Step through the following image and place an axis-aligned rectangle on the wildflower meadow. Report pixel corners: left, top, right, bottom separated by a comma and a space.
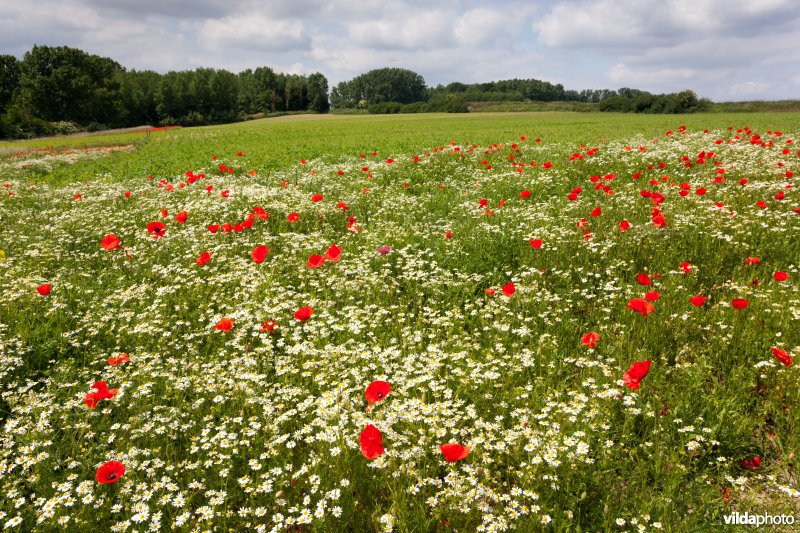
0, 112, 798, 531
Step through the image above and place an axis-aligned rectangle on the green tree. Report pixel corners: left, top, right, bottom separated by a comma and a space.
332, 68, 426, 108
116, 70, 161, 126
15, 45, 123, 124
0, 55, 20, 114
306, 72, 329, 112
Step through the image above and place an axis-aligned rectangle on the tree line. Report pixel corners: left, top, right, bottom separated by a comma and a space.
0, 45, 710, 138
0, 45, 329, 139
331, 68, 708, 115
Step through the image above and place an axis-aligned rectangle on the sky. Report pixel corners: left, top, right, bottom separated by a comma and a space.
1, 0, 799, 102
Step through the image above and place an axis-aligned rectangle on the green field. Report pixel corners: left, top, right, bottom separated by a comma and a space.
1, 112, 798, 531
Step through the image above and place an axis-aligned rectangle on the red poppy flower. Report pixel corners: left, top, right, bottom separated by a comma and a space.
731, 299, 749, 310
581, 332, 600, 348
160, 209, 168, 218
529, 239, 542, 249
147, 221, 166, 238
96, 460, 126, 484
84, 381, 119, 409
502, 282, 516, 297
124, 191, 131, 198
287, 212, 300, 223
627, 298, 654, 316
324, 244, 342, 263
101, 234, 121, 251
365, 380, 391, 404
260, 320, 278, 334
311, 193, 323, 202
484, 288, 495, 296
107, 353, 130, 366
212, 317, 234, 333
652, 213, 668, 228
208, 224, 220, 233
690, 295, 707, 307
360, 424, 384, 460
770, 347, 792, 366
774, 272, 789, 282
636, 273, 652, 286
590, 206, 602, 217
444, 231, 454, 239
439, 442, 471, 462
619, 219, 631, 231
308, 254, 325, 269
252, 206, 269, 220
740, 456, 762, 470
196, 252, 211, 266
542, 161, 553, 169
175, 211, 188, 224
520, 190, 531, 199
37, 283, 51, 296
251, 245, 270, 264
336, 201, 350, 211
745, 257, 760, 265
644, 291, 660, 302
679, 262, 693, 273
294, 306, 313, 322
623, 360, 652, 390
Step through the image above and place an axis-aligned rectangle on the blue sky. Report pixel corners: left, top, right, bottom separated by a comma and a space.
1, 0, 798, 101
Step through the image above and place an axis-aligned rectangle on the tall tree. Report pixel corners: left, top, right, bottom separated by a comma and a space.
332, 68, 426, 108
15, 45, 123, 124
0, 55, 20, 114
306, 72, 329, 112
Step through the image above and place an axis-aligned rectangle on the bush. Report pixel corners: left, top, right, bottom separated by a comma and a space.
368, 102, 403, 114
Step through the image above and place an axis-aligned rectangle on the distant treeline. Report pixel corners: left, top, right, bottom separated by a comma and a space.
331, 68, 711, 113
0, 45, 329, 139
1, 46, 717, 139
330, 68, 709, 115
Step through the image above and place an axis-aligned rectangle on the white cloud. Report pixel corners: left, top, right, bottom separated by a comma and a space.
201, 15, 310, 52
728, 81, 770, 97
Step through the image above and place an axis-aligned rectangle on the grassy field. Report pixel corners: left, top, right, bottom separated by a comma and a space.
0, 112, 798, 531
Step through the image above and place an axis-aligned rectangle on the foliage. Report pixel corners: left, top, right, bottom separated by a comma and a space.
0, 46, 331, 139
331, 67, 427, 108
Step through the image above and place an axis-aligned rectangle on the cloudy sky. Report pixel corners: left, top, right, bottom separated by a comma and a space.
1, 0, 798, 101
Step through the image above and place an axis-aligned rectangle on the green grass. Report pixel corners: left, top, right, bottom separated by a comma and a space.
0, 112, 798, 532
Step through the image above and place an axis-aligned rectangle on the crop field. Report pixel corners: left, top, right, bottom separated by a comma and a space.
0, 112, 798, 532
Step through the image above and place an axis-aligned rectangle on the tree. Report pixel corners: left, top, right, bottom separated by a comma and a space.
116, 70, 161, 126
0, 55, 20, 114
332, 68, 426, 108
306, 72, 329, 112
15, 45, 123, 124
